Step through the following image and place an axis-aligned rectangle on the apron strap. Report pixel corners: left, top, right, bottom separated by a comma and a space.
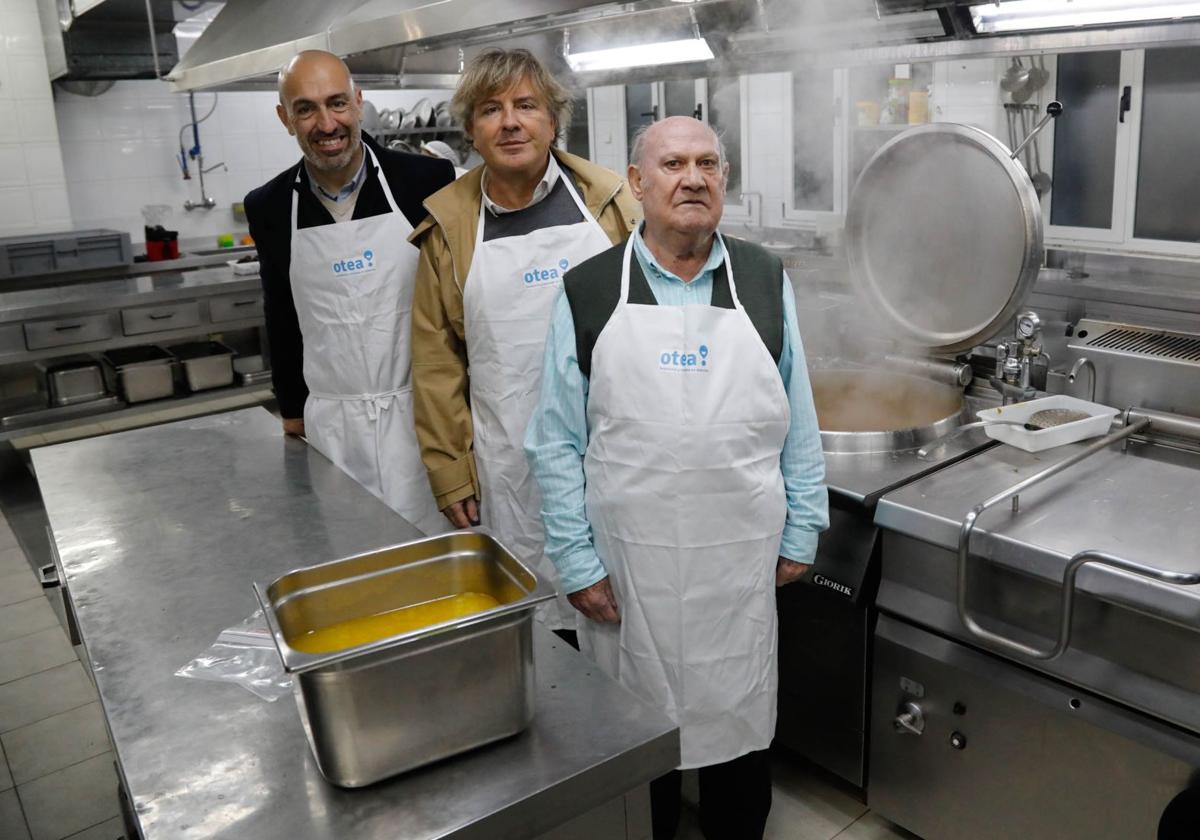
363, 144, 402, 215
558, 165, 604, 236
715, 231, 743, 309
289, 143, 398, 232
290, 167, 302, 232
308, 385, 410, 421
619, 230, 742, 310
475, 156, 607, 250
617, 234, 638, 309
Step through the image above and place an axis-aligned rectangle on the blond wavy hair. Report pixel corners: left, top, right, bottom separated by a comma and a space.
451, 48, 572, 138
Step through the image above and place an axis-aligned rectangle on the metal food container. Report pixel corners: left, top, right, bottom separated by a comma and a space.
43, 358, 107, 406
167, 340, 234, 391
231, 353, 264, 374
236, 368, 272, 387
101, 345, 175, 403
254, 531, 555, 788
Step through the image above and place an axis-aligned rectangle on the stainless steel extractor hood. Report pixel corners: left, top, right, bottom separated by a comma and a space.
168, 0, 1200, 92
167, 0, 745, 91
38, 0, 179, 81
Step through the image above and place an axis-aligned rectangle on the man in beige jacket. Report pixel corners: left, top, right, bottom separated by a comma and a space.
410, 48, 639, 641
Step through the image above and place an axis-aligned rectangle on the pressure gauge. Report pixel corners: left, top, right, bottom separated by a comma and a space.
1016, 311, 1042, 339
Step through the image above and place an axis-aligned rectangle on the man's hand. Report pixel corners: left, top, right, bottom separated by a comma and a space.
282, 417, 305, 437
442, 496, 480, 528
776, 557, 812, 588
567, 576, 620, 624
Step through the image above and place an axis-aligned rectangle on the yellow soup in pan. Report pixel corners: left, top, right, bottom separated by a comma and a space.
291, 592, 502, 655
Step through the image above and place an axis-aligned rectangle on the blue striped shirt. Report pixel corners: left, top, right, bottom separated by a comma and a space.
523, 228, 829, 594
307, 144, 367, 202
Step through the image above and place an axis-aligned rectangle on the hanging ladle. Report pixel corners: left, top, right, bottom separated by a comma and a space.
1010, 100, 1063, 162
1000, 57, 1031, 93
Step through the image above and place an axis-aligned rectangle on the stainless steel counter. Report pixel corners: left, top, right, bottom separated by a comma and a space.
0, 243, 257, 294
867, 434, 1200, 840
31, 408, 678, 840
872, 435, 1200, 734
875, 437, 1200, 607
0, 265, 257, 325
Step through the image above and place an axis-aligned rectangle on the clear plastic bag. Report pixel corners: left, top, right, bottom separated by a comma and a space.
176, 609, 292, 702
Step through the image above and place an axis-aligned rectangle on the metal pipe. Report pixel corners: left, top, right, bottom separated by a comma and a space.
188, 92, 202, 163
1126, 407, 1200, 441
884, 354, 973, 388
1010, 101, 1063, 161
184, 92, 218, 211
754, 0, 770, 33
143, 0, 163, 80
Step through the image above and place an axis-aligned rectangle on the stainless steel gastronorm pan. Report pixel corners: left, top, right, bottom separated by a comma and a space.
101, 345, 174, 403
254, 530, 555, 788
167, 340, 234, 391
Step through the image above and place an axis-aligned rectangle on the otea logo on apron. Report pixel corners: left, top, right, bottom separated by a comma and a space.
331, 248, 377, 276
657, 343, 711, 373
522, 257, 570, 287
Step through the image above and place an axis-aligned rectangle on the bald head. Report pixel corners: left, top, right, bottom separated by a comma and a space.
278, 50, 354, 106
275, 50, 363, 174
630, 116, 725, 171
628, 116, 729, 241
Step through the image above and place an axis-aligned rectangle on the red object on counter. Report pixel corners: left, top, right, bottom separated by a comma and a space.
144, 239, 180, 261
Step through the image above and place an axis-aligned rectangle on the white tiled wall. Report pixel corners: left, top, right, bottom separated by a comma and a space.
0, 0, 72, 237
55, 82, 454, 247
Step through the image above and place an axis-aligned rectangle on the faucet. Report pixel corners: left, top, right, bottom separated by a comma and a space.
989, 354, 1035, 404
1068, 357, 1096, 402
184, 158, 224, 211
180, 91, 224, 211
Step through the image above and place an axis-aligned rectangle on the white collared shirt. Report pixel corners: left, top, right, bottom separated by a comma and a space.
481, 153, 561, 216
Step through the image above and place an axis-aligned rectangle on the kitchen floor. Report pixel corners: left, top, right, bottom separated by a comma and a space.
0, 511, 124, 840
0, 505, 916, 840
675, 760, 918, 840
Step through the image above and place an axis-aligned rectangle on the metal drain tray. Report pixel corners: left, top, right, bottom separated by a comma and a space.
1067, 319, 1200, 416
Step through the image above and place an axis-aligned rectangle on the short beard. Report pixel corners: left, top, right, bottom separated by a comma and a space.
299, 121, 362, 172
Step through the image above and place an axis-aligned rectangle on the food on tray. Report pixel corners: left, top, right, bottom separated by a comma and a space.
290, 591, 501, 654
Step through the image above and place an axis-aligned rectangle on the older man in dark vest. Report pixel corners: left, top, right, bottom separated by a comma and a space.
524, 115, 829, 839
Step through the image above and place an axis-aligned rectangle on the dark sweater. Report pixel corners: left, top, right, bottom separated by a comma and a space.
563, 235, 785, 379
244, 133, 455, 419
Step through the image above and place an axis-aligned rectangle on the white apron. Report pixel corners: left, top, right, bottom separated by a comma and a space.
579, 234, 791, 768
463, 168, 612, 630
290, 145, 445, 536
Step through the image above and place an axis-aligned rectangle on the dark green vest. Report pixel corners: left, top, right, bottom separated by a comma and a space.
563, 235, 785, 379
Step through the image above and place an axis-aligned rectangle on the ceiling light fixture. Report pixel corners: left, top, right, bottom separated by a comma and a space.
971, 0, 1200, 33
564, 36, 715, 72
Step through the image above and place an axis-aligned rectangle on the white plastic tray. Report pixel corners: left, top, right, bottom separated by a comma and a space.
977, 395, 1119, 453
228, 258, 260, 275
